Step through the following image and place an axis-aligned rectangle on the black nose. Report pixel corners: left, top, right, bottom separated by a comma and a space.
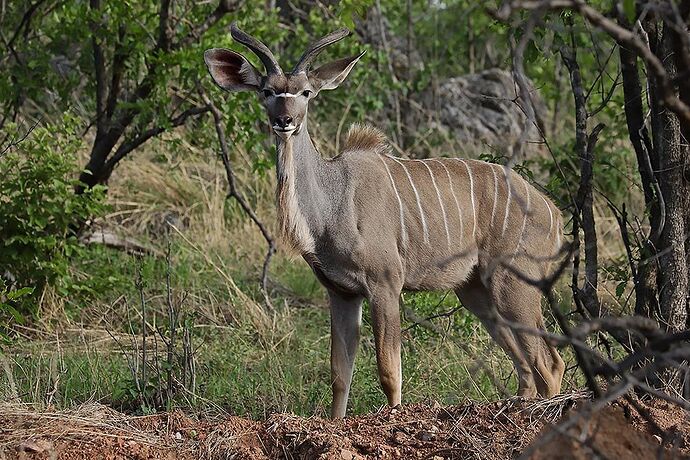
275, 116, 293, 129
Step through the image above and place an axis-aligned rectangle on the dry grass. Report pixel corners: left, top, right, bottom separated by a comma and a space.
0, 402, 170, 448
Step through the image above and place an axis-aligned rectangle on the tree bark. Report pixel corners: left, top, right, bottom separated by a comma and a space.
618, 12, 660, 320
653, 21, 690, 334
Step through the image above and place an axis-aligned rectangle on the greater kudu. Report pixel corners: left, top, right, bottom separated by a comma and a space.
204, 23, 565, 418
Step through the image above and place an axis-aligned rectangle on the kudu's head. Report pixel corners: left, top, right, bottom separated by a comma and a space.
204, 23, 364, 141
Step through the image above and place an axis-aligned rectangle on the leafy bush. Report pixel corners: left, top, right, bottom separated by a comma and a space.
0, 279, 32, 342
0, 117, 107, 316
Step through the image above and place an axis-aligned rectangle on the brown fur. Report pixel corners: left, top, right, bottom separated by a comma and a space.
342, 124, 391, 155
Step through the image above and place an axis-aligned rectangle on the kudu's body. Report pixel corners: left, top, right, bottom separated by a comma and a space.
205, 24, 565, 419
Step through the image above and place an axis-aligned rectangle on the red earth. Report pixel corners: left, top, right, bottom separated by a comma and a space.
1, 394, 688, 459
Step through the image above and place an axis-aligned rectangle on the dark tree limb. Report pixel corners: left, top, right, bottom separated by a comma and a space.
106, 25, 127, 119
78, 0, 237, 192
158, 0, 172, 52
199, 88, 276, 303
89, 0, 107, 138
104, 105, 210, 172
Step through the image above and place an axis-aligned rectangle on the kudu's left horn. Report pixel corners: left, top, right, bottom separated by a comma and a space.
230, 22, 283, 75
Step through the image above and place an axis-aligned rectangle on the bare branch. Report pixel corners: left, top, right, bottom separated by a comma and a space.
0, 118, 40, 159
199, 87, 276, 303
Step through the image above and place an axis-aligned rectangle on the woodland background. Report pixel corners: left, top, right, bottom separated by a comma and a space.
0, 0, 688, 425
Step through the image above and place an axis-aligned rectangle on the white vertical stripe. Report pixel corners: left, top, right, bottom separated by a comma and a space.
512, 180, 531, 262
454, 159, 476, 239
501, 167, 512, 237
418, 160, 451, 247
540, 194, 554, 240
490, 164, 499, 228
429, 159, 464, 239
388, 156, 429, 244
379, 155, 408, 244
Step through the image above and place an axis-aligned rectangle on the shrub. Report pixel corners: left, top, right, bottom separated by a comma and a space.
0, 117, 107, 317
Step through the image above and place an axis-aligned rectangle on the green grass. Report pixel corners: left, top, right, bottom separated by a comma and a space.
1, 243, 525, 418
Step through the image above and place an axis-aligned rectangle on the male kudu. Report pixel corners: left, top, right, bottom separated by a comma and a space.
204, 23, 565, 418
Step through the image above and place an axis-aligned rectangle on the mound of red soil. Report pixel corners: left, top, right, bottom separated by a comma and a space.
1, 396, 687, 459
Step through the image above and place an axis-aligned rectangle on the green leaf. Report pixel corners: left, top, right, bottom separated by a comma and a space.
615, 281, 627, 298
623, 0, 636, 22
6, 287, 33, 300
2, 304, 26, 324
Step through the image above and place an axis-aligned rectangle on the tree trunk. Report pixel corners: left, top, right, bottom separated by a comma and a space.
652, 21, 690, 334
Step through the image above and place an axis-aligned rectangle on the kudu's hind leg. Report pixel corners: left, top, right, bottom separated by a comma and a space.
455, 279, 539, 398
369, 287, 403, 408
329, 291, 364, 418
489, 268, 564, 397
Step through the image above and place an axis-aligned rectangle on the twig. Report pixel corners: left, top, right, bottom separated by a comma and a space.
199, 88, 276, 306
0, 118, 40, 159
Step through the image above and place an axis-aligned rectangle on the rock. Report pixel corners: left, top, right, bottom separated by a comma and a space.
340, 448, 355, 460
18, 439, 52, 453
355, 9, 423, 79
416, 431, 435, 441
410, 69, 547, 158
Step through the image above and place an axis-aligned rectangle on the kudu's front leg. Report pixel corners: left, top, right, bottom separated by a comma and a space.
329, 291, 363, 419
369, 288, 403, 408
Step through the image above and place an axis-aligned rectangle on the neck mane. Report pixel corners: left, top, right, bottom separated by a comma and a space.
275, 123, 330, 255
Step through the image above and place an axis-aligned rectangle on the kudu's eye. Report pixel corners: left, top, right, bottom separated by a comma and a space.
262, 89, 273, 98
302, 90, 312, 97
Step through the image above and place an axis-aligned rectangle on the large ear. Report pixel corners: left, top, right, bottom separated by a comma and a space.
308, 51, 365, 92
204, 48, 263, 92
